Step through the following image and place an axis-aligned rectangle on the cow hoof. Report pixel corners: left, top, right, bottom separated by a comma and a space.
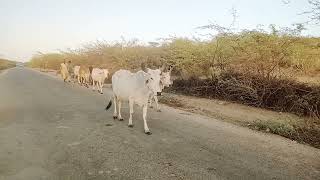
128, 124, 134, 128
119, 118, 124, 121
149, 106, 154, 109
145, 131, 152, 135
100, 92, 103, 94
113, 116, 117, 119
157, 109, 162, 112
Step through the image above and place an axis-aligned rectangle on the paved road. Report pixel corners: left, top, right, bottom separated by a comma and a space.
0, 68, 319, 180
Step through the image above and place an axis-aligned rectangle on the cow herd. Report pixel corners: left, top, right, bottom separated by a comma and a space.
60, 63, 109, 93
60, 62, 173, 135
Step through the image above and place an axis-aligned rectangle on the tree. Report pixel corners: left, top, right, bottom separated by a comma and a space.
304, 0, 320, 23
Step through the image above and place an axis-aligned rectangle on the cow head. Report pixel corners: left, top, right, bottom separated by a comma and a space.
144, 74, 155, 92
160, 64, 173, 89
146, 68, 162, 96
160, 72, 172, 89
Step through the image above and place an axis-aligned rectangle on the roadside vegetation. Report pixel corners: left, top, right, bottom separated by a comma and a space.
28, 24, 320, 117
0, 59, 16, 70
28, 6, 320, 147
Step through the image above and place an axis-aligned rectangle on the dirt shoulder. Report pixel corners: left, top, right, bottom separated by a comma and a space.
159, 93, 320, 149
159, 93, 304, 125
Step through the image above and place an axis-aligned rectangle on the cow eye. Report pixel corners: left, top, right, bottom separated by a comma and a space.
145, 79, 149, 84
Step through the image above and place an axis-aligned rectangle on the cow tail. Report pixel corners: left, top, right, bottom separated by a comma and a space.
105, 99, 112, 111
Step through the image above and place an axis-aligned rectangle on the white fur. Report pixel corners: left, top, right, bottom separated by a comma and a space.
147, 68, 173, 111
91, 68, 109, 93
111, 69, 158, 134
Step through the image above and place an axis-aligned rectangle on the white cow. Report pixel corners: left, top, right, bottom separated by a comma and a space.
73, 65, 81, 83
91, 68, 109, 94
148, 65, 173, 111
105, 69, 162, 135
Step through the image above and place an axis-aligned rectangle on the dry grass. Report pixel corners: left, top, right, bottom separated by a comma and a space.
249, 120, 320, 148
0, 59, 15, 70
169, 72, 320, 119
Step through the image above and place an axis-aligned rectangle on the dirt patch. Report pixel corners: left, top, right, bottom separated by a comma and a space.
159, 93, 302, 125
159, 96, 184, 108
159, 93, 320, 149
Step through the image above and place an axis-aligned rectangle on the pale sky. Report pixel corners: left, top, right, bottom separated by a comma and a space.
0, 0, 319, 62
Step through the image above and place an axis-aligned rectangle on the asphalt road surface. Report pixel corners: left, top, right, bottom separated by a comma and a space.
0, 68, 319, 180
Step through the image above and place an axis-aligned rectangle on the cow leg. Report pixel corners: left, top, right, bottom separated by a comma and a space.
85, 78, 89, 88
148, 94, 154, 108
84, 78, 87, 87
113, 95, 118, 119
97, 81, 102, 94
63, 74, 67, 83
143, 105, 151, 135
118, 100, 124, 121
99, 81, 103, 94
148, 99, 153, 108
92, 81, 95, 91
90, 77, 93, 86
95, 81, 98, 90
128, 98, 134, 127
62, 73, 66, 82
153, 96, 161, 112
94, 80, 97, 90
98, 81, 101, 93
77, 76, 81, 84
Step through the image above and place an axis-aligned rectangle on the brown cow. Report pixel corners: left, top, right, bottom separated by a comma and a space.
60, 63, 70, 82
79, 66, 91, 87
